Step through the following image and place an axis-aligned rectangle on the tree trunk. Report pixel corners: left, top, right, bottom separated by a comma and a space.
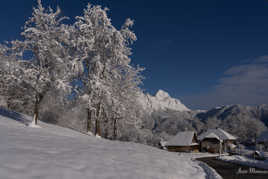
87, 107, 91, 132
95, 118, 101, 136
95, 102, 102, 136
98, 105, 102, 136
113, 117, 117, 140
103, 112, 108, 139
95, 117, 98, 136
33, 93, 43, 125
33, 94, 39, 125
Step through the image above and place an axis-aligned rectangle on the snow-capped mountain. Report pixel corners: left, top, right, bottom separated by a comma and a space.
138, 89, 190, 113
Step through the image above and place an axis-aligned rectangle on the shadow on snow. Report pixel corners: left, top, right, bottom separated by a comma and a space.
0, 107, 28, 125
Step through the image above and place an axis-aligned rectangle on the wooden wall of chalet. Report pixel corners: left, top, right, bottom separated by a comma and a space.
201, 139, 236, 153
166, 145, 200, 152
200, 138, 221, 153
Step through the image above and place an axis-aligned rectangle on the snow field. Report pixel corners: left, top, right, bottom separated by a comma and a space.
0, 116, 209, 179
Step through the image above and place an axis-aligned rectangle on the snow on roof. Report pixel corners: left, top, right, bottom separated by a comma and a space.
165, 131, 198, 146
257, 130, 268, 142
198, 128, 237, 141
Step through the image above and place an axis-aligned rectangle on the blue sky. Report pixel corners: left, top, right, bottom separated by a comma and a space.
1, 0, 268, 109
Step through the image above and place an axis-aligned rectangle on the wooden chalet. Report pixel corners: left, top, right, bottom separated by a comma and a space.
163, 131, 200, 152
198, 128, 237, 153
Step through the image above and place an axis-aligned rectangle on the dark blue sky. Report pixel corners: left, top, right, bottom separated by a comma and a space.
1, 0, 268, 109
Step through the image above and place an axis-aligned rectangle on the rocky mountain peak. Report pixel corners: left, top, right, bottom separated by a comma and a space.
155, 90, 170, 99
138, 89, 190, 113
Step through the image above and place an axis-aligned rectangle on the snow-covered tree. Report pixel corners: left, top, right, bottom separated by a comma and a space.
0, 44, 29, 112
107, 65, 144, 139
1, 1, 145, 137
73, 4, 144, 137
0, 45, 8, 96
2, 0, 76, 125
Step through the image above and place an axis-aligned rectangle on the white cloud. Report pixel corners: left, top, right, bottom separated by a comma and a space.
184, 56, 268, 109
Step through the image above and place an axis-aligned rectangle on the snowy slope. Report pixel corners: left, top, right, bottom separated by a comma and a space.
138, 89, 190, 113
0, 110, 211, 179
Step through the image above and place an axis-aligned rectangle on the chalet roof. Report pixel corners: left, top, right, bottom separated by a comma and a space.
165, 131, 198, 146
257, 131, 268, 142
198, 128, 237, 141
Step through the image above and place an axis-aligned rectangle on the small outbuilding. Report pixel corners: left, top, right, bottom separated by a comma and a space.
163, 131, 199, 152
198, 128, 237, 153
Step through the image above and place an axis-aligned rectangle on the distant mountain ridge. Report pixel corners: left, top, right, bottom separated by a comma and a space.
138, 89, 190, 113
145, 104, 268, 145
136, 90, 268, 145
